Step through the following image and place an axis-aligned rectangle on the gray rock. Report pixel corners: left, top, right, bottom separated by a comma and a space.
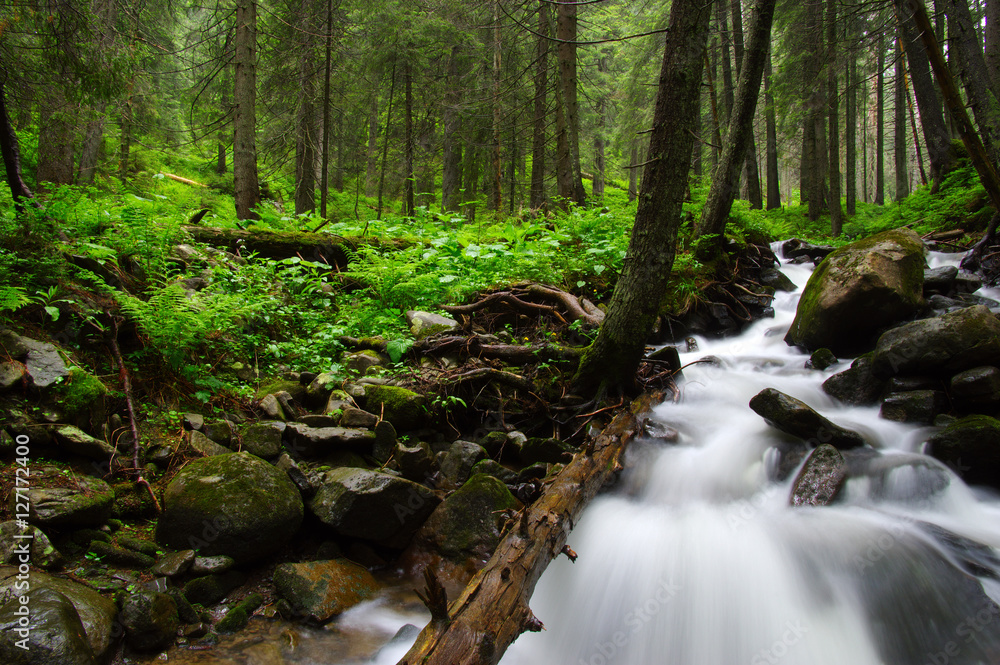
340, 407, 379, 429
394, 441, 436, 482
285, 423, 375, 457
951, 366, 1000, 408
181, 571, 245, 606
0, 588, 96, 665
880, 390, 948, 424
758, 267, 797, 292
749, 388, 866, 449
13, 467, 114, 528
927, 415, 1000, 489
190, 555, 234, 575
150, 550, 195, 577
954, 272, 983, 294
272, 560, 379, 622
259, 394, 287, 420
440, 441, 488, 485
360, 385, 429, 432
156, 452, 304, 563
784, 229, 925, 354
805, 348, 838, 371
305, 372, 341, 408
53, 426, 115, 461
201, 420, 234, 445
308, 468, 440, 547
789, 444, 847, 507
183, 414, 204, 431
872, 305, 1000, 378
822, 354, 888, 406
0, 331, 69, 390
886, 375, 940, 392
406, 311, 460, 339
519, 437, 577, 465
470, 459, 520, 483
0, 362, 25, 391
0, 522, 62, 570
781, 238, 835, 262
186, 430, 232, 457
297, 414, 341, 428
120, 591, 178, 652
923, 265, 958, 296
275, 453, 315, 497
373, 420, 397, 464
241, 422, 284, 459
0, 567, 118, 659
274, 391, 299, 419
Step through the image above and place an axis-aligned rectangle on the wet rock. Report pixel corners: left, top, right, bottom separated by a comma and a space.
873, 305, 1000, 378
470, 459, 519, 483
821, 354, 886, 406
343, 350, 386, 375
156, 452, 303, 563
14, 466, 114, 528
241, 421, 285, 459
340, 407, 379, 429
273, 560, 378, 623
214, 593, 263, 633
308, 468, 440, 547
886, 375, 940, 392
789, 444, 847, 507
51, 426, 114, 461
0, 588, 96, 665
412, 474, 519, 562
372, 420, 397, 464
439, 441, 488, 485
275, 453, 315, 497
186, 430, 232, 457
201, 420, 234, 445
647, 345, 682, 372
781, 238, 835, 262
0, 330, 69, 389
520, 437, 577, 465
785, 229, 925, 354
0, 522, 62, 569
805, 348, 838, 371
950, 366, 1000, 408
297, 414, 340, 428
87, 541, 154, 569
0, 567, 118, 658
880, 390, 948, 424
360, 385, 429, 432
183, 413, 204, 431
259, 394, 287, 420
406, 311, 460, 339
151, 550, 195, 577
182, 571, 246, 606
305, 372, 341, 408
758, 267, 797, 292
394, 441, 436, 482
110, 482, 158, 520
749, 388, 866, 449
923, 265, 958, 296
954, 272, 983, 294
0, 362, 26, 391
116, 536, 157, 557
285, 422, 375, 457
927, 415, 1000, 489
190, 555, 234, 575
120, 590, 178, 652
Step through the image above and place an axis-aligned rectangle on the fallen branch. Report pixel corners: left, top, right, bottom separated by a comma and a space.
443, 368, 537, 394
163, 172, 207, 187
524, 283, 604, 326
419, 336, 584, 363
441, 291, 557, 317
397, 391, 662, 665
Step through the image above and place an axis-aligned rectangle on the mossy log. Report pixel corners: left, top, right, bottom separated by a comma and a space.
396, 392, 661, 665
182, 226, 352, 267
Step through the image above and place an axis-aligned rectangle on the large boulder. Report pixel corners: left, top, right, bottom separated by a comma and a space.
308, 468, 440, 548
927, 415, 1000, 489
360, 385, 429, 431
156, 452, 303, 563
0, 330, 69, 390
272, 560, 379, 622
13, 466, 114, 528
784, 229, 925, 354
0, 522, 62, 570
0, 589, 95, 665
749, 388, 866, 449
872, 305, 1000, 378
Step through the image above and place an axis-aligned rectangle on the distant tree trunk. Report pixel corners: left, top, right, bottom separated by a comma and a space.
554, 62, 573, 206
845, 12, 857, 215
377, 63, 396, 220
693, 93, 703, 177
366, 95, 378, 198
295, 9, 317, 216
895, 0, 954, 191
36, 87, 75, 187
233, 0, 260, 221
77, 106, 106, 185
628, 142, 639, 202
705, 49, 724, 170
320, 0, 333, 216
803, 0, 825, 220
697, 0, 777, 241
875, 33, 885, 206
573, 0, 712, 397
556, 1, 586, 206
442, 46, 463, 213
718, 0, 735, 124
987, 0, 1000, 92
592, 54, 607, 201
827, 0, 842, 235
333, 113, 345, 192
404, 58, 416, 217
945, 0, 1000, 167
894, 33, 910, 201
0, 82, 36, 211
491, 2, 503, 212
765, 48, 781, 209
731, 0, 763, 208
118, 92, 132, 182
529, 2, 548, 210
905, 76, 928, 186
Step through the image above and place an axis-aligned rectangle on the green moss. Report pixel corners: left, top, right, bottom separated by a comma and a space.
54, 368, 108, 415
362, 384, 428, 431
254, 379, 305, 401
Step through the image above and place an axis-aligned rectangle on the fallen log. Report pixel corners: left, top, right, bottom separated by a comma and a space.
163, 172, 207, 187
396, 391, 662, 665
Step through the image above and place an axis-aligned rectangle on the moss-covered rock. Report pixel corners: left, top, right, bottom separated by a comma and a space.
785, 228, 925, 354
927, 415, 1000, 489
15, 466, 114, 528
240, 421, 285, 459
120, 590, 179, 652
51, 368, 107, 426
272, 560, 378, 622
519, 437, 577, 465
87, 541, 154, 569
110, 482, 158, 520
214, 593, 263, 634
156, 452, 303, 563
0, 587, 96, 665
822, 353, 886, 406
360, 385, 429, 431
182, 571, 246, 607
0, 522, 62, 569
749, 388, 866, 449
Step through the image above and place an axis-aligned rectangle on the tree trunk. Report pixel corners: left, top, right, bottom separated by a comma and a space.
442, 46, 463, 214
377, 63, 396, 220
697, 0, 777, 241
876, 33, 885, 206
36, 87, 75, 188
464, 128, 483, 223
828, 0, 842, 234
404, 58, 416, 217
845, 11, 857, 215
895, 0, 954, 191
987, 0, 1000, 92
366, 95, 379, 198
491, 2, 503, 213
628, 142, 639, 202
77, 107, 106, 185
529, 2, 548, 210
556, 2, 587, 206
295, 7, 317, 216
592, 54, 607, 201
320, 0, 334, 216
731, 0, 763, 208
705, 48, 724, 171
233, 0, 261, 221
895, 32, 910, 201
718, 0, 735, 125
765, 48, 781, 209
0, 82, 36, 211
554, 58, 573, 207
573, 0, 712, 398
119, 93, 132, 182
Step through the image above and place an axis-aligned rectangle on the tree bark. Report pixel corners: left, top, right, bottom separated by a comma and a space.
731, 0, 763, 208
442, 46, 464, 214
77, 106, 106, 186
366, 95, 379, 198
404, 58, 416, 217
491, 1, 503, 213
36, 87, 75, 188
828, 0, 843, 234
697, 0, 777, 241
573, 0, 712, 397
987, 0, 1000, 93
765, 48, 781, 209
895, 32, 910, 201
529, 2, 548, 210
628, 142, 639, 202
377, 63, 396, 220
845, 9, 857, 215
233, 0, 261, 221
0, 82, 36, 211
875, 31, 885, 206
295, 2, 317, 216
320, 0, 334, 216
556, 2, 587, 206
593, 53, 607, 201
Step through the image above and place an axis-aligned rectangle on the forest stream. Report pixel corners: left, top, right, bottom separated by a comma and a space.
145, 248, 1000, 665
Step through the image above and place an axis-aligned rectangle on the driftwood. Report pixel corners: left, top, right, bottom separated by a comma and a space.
397, 392, 662, 665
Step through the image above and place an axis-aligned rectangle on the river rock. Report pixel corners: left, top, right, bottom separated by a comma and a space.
340, 407, 379, 429
406, 311, 460, 339
439, 440, 488, 485
156, 452, 303, 563
285, 423, 375, 457
360, 385, 429, 431
0, 362, 25, 391
927, 415, 1000, 488
805, 348, 838, 371
412, 474, 519, 562
872, 305, 1000, 378
880, 390, 948, 424
186, 430, 232, 457
784, 229, 925, 354
259, 393, 287, 420
52, 426, 115, 461
14, 466, 114, 528
519, 437, 577, 465
0, 522, 62, 569
0, 330, 69, 390
923, 265, 958, 296
394, 441, 436, 482
470, 459, 520, 484
758, 267, 797, 292
190, 555, 234, 575
0, 567, 118, 659
201, 420, 234, 445
0, 588, 96, 665
308, 468, 440, 547
272, 560, 379, 622
275, 452, 315, 497
305, 372, 341, 408
182, 570, 245, 606
781, 238, 835, 262
372, 420, 397, 464
950, 366, 1000, 408
240, 421, 285, 458
120, 590, 178, 652
789, 444, 847, 507
151, 550, 195, 577
749, 388, 866, 449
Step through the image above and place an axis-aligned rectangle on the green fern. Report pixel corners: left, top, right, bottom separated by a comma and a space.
0, 286, 30, 314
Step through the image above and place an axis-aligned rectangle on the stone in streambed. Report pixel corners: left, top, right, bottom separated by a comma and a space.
15, 466, 114, 528
272, 560, 378, 622
0, 588, 96, 665
120, 590, 178, 652
951, 366, 1000, 408
879, 390, 948, 424
749, 388, 866, 449
789, 444, 847, 507
927, 415, 1000, 489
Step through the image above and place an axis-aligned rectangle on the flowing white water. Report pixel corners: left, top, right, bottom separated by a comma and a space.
496, 250, 1000, 665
